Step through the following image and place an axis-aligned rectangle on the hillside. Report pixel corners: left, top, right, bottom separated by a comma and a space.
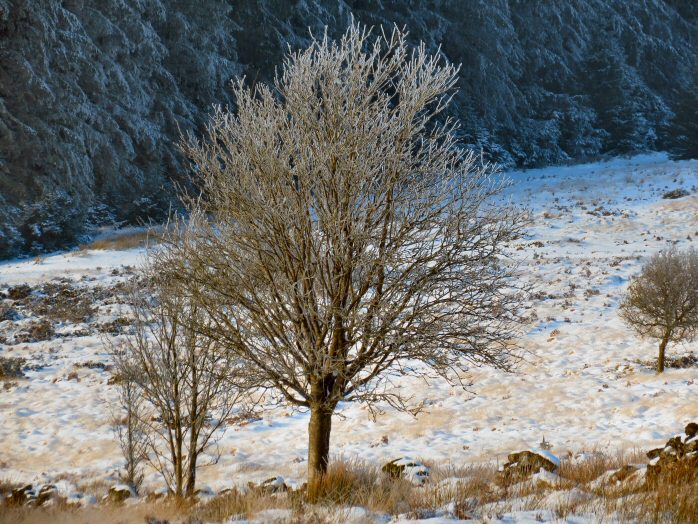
0, 154, 697, 522
1, 0, 697, 258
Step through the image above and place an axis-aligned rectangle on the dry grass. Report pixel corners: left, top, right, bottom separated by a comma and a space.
192, 488, 296, 522
4, 452, 698, 523
0, 503, 183, 524
79, 229, 158, 251
560, 448, 646, 487
313, 458, 414, 513
192, 454, 698, 522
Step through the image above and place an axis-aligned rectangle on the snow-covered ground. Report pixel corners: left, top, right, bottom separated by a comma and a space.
1, 153, 697, 520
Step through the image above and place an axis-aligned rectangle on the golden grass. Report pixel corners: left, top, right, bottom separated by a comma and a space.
79, 230, 158, 252
0, 502, 182, 524
4, 451, 698, 523
192, 488, 295, 522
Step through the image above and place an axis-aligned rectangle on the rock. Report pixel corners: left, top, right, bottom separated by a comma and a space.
145, 518, 171, 524
662, 188, 690, 199
645, 423, 698, 487
608, 465, 638, 484
647, 454, 698, 486
35, 484, 58, 506
381, 458, 430, 485
382, 460, 405, 479
647, 447, 663, 460
107, 484, 133, 504
685, 422, 698, 440
251, 476, 288, 494
496, 450, 559, 487
665, 436, 684, 455
0, 305, 18, 321
6, 484, 35, 506
685, 438, 698, 454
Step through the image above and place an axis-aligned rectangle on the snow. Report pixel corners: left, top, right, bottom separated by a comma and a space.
0, 247, 144, 286
1, 153, 698, 521
389, 457, 431, 485
527, 449, 560, 469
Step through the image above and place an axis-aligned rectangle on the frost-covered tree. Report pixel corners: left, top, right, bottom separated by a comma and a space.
620, 248, 698, 373
158, 23, 528, 498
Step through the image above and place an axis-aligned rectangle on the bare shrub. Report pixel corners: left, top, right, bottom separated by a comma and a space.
33, 282, 96, 323
160, 22, 528, 498
0, 356, 25, 378
7, 285, 31, 300
114, 269, 249, 499
15, 319, 55, 343
619, 247, 698, 373
111, 374, 148, 493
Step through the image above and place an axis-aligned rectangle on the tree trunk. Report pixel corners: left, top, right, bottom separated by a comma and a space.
657, 333, 670, 374
185, 452, 197, 498
307, 407, 332, 501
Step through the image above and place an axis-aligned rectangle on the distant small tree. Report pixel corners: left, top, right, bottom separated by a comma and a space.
619, 247, 698, 373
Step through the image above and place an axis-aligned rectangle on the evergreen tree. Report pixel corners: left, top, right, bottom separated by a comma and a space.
667, 79, 698, 159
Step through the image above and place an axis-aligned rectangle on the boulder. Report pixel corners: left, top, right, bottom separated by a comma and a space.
381, 458, 430, 485
0, 305, 17, 322
36, 484, 58, 506
608, 465, 638, 484
646, 422, 698, 486
107, 484, 133, 504
496, 450, 560, 487
6, 484, 35, 506
662, 188, 690, 199
249, 476, 288, 495
647, 447, 663, 460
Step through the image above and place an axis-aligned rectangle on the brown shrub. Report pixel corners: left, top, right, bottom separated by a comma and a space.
15, 319, 55, 343
192, 487, 295, 522
32, 282, 96, 323
0, 356, 25, 378
7, 285, 32, 300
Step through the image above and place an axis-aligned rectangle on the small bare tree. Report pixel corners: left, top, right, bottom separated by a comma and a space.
159, 23, 528, 496
115, 269, 248, 499
111, 373, 148, 493
619, 247, 698, 373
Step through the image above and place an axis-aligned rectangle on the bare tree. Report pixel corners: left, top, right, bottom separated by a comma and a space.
619, 247, 698, 373
159, 23, 528, 497
111, 373, 148, 493
115, 270, 248, 499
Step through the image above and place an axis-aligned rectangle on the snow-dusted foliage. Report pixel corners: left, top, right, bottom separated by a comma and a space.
0, 1, 696, 257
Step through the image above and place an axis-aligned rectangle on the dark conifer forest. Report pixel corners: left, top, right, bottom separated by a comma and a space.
0, 0, 696, 257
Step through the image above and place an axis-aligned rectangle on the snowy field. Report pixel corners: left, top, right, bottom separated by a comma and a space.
1, 153, 697, 520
